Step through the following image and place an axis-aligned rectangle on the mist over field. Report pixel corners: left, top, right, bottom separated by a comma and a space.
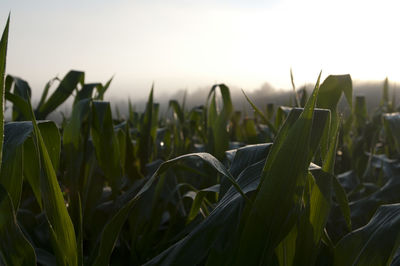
107, 78, 399, 119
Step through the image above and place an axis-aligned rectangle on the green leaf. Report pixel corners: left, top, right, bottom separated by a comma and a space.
146, 154, 266, 265
22, 137, 43, 207
383, 113, 400, 153
124, 123, 143, 181
63, 98, 91, 202
186, 184, 219, 223
290, 68, 301, 107
169, 100, 184, 124
381, 77, 389, 106
235, 73, 324, 264
292, 170, 333, 265
274, 106, 292, 129
206, 84, 233, 160
242, 89, 277, 135
5, 91, 31, 119
0, 184, 36, 266
0, 121, 60, 211
146, 148, 322, 265
0, 123, 26, 209
0, 14, 10, 172
275, 224, 298, 266
36, 70, 84, 119
37, 76, 58, 111
354, 96, 367, 131
137, 86, 154, 174
317, 74, 352, 161
91, 101, 122, 191
74, 83, 100, 104
5, 75, 32, 120
334, 204, 400, 266
28, 100, 78, 266
242, 118, 258, 143
94, 75, 113, 100
91, 152, 248, 266
333, 174, 352, 231
317, 74, 352, 111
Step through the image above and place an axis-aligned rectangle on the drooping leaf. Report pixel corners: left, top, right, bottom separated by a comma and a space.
37, 76, 58, 111
5, 91, 31, 119
186, 184, 219, 223
317, 74, 352, 111
74, 83, 100, 105
5, 75, 32, 120
36, 70, 84, 119
91, 152, 249, 266
334, 204, 400, 266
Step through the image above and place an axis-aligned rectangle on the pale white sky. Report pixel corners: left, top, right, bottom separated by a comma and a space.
0, 0, 399, 98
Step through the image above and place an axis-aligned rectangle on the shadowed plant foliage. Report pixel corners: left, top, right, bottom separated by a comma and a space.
1, 17, 400, 266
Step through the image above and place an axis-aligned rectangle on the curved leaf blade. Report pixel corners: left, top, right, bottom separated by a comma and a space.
334, 204, 400, 266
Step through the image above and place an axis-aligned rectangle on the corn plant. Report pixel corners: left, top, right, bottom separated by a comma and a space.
1, 16, 400, 266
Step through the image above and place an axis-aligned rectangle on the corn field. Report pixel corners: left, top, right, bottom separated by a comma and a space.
1, 17, 400, 266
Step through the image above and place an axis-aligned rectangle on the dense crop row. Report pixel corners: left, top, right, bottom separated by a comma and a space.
1, 17, 400, 266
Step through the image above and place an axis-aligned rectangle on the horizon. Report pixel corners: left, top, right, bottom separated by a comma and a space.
1, 0, 400, 99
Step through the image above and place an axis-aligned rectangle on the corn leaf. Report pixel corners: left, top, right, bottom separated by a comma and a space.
0, 14, 9, 172
137, 86, 154, 174
36, 70, 84, 119
91, 101, 122, 191
206, 84, 233, 159
334, 203, 400, 266
235, 73, 323, 264
91, 152, 248, 266
36, 76, 58, 111
28, 102, 78, 265
383, 113, 400, 153
242, 89, 277, 135
5, 75, 32, 120
0, 184, 36, 266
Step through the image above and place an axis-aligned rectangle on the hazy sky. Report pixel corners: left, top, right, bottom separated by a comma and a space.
0, 0, 399, 99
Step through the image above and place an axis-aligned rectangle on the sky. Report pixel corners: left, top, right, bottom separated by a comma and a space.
0, 0, 399, 99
